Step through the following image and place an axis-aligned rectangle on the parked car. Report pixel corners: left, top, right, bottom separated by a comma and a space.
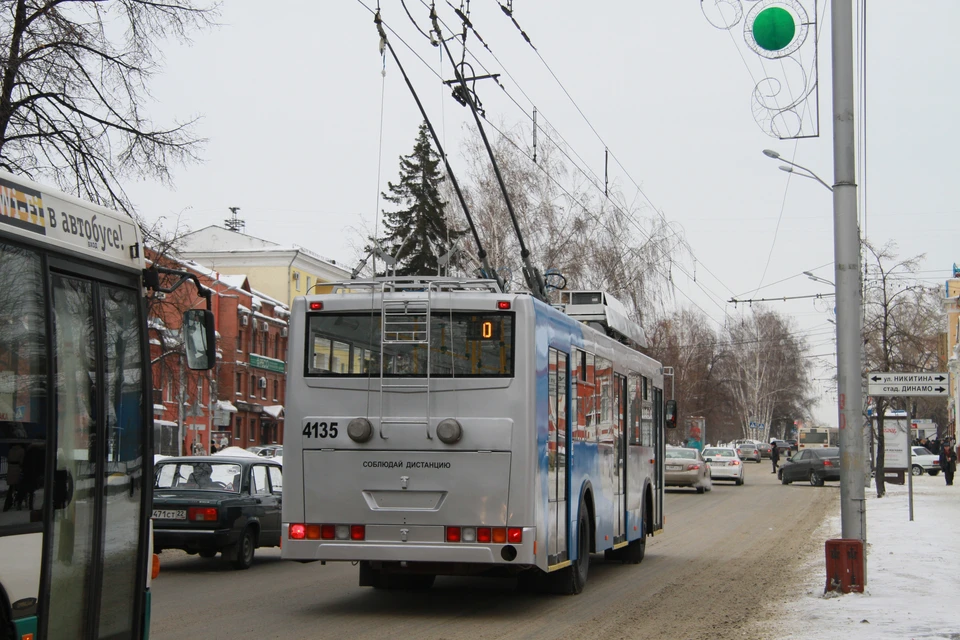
152, 455, 283, 569
910, 446, 940, 476
247, 445, 283, 458
665, 447, 712, 493
779, 447, 840, 486
736, 442, 762, 463
756, 442, 773, 458
701, 447, 745, 485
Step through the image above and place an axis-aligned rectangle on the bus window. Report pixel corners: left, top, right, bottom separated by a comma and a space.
305, 312, 515, 377
0, 243, 47, 536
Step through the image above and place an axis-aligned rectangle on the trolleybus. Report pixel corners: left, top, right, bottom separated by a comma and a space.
798, 426, 838, 450
281, 277, 676, 594
0, 170, 214, 639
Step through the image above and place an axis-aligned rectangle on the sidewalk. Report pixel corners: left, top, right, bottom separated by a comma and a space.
774, 473, 960, 639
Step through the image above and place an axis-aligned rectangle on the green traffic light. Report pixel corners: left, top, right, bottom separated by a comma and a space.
752, 6, 796, 52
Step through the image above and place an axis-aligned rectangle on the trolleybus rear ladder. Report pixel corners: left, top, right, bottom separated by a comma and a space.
378, 282, 433, 439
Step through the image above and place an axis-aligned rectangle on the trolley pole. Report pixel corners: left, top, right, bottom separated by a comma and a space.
831, 0, 866, 554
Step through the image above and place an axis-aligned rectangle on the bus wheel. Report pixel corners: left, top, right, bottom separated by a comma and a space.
621, 508, 646, 565
550, 504, 590, 594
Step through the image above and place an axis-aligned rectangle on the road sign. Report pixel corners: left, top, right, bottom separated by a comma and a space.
866, 372, 949, 397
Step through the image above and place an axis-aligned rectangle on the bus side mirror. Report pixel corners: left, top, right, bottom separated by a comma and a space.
183, 309, 216, 370
665, 400, 678, 429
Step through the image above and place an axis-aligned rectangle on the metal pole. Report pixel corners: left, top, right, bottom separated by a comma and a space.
832, 0, 866, 552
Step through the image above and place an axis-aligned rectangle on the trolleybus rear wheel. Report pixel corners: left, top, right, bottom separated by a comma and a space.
550, 502, 590, 594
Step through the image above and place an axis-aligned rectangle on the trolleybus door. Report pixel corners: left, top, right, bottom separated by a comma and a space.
613, 374, 626, 542
46, 270, 147, 640
653, 387, 664, 530
547, 349, 569, 564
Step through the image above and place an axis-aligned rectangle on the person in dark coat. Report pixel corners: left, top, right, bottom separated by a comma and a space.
771, 441, 780, 474
940, 437, 957, 486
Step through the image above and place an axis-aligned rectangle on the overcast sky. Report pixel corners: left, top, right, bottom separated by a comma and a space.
126, 1, 960, 428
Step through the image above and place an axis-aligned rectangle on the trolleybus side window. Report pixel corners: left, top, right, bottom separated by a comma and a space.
547, 348, 567, 502
574, 350, 595, 442
0, 243, 47, 536
595, 356, 613, 443
628, 372, 643, 446
305, 312, 515, 377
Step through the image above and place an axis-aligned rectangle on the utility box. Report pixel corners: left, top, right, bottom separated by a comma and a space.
825, 538, 865, 593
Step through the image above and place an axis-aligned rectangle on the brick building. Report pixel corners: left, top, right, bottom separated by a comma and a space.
146, 249, 289, 455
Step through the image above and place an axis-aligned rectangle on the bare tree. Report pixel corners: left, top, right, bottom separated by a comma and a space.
716, 308, 810, 443
862, 241, 945, 497
452, 120, 685, 324
0, 0, 218, 213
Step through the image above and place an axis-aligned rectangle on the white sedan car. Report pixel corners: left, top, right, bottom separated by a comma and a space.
911, 446, 940, 476
702, 447, 745, 485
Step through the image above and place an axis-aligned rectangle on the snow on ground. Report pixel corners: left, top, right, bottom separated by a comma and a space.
777, 472, 960, 640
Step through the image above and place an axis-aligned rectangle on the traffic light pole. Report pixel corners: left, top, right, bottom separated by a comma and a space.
831, 0, 867, 558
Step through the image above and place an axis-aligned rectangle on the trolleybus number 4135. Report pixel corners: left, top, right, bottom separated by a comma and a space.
303, 421, 340, 438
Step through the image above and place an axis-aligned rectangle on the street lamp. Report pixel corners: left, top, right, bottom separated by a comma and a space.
803, 271, 836, 287
762, 149, 834, 192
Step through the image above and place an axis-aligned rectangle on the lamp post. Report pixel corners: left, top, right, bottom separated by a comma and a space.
763, 149, 835, 192
761, 1, 865, 556
803, 271, 836, 287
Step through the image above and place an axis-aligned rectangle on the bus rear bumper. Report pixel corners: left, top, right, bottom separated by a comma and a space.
281, 525, 536, 566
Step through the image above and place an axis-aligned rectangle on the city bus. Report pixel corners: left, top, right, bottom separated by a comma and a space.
281, 277, 676, 594
798, 426, 838, 450
0, 170, 214, 639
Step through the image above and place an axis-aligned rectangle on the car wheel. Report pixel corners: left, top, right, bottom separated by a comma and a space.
232, 527, 256, 570
809, 470, 824, 487
696, 485, 705, 494
911, 465, 924, 477
781, 473, 790, 485
735, 475, 743, 486
929, 470, 940, 476
199, 550, 217, 559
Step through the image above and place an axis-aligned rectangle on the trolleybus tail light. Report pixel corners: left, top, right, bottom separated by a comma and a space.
446, 526, 462, 543
477, 527, 492, 543
336, 525, 350, 540
507, 528, 523, 544
497, 301, 511, 310
320, 524, 336, 539
188, 507, 218, 522
309, 301, 323, 311
461, 527, 477, 542
306, 525, 322, 539
289, 524, 307, 540
350, 525, 365, 541
492, 528, 507, 544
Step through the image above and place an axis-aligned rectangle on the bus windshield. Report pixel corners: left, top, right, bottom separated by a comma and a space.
305, 311, 515, 377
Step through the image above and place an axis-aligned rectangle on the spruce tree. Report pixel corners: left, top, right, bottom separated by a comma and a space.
379, 122, 460, 276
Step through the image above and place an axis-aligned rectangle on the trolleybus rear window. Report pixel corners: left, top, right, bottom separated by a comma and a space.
305, 311, 514, 377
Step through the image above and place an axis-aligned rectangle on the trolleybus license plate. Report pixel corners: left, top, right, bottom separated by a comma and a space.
152, 509, 186, 520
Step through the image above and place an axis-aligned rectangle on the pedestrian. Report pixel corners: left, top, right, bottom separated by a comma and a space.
210, 442, 219, 454
771, 440, 780, 474
939, 437, 957, 486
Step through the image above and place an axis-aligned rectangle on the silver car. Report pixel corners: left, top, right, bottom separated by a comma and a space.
702, 447, 745, 485
665, 447, 712, 493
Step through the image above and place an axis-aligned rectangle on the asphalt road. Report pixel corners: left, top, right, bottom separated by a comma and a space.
149, 462, 837, 640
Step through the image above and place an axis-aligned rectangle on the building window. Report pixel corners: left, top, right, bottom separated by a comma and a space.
197, 377, 203, 405
274, 333, 280, 358
249, 375, 256, 398
236, 372, 243, 396
262, 329, 268, 356
273, 379, 279, 402
237, 329, 243, 352
164, 369, 173, 402
294, 272, 301, 291
261, 378, 266, 400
